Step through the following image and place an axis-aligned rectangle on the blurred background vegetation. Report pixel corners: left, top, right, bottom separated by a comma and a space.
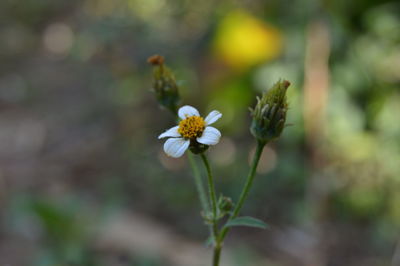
0, 0, 399, 265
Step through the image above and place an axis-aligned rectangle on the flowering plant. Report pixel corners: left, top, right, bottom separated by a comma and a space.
148, 55, 290, 266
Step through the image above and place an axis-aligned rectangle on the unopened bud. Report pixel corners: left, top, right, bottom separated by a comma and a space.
218, 196, 233, 213
250, 80, 290, 143
148, 54, 180, 114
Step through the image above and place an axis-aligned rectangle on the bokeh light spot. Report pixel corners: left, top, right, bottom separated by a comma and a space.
248, 145, 277, 174
43, 23, 74, 55
213, 10, 283, 70
210, 138, 236, 166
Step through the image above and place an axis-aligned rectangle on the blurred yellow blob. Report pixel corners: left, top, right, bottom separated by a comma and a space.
213, 10, 283, 69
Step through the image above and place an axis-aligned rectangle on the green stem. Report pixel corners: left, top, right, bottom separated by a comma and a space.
213, 243, 222, 266
188, 152, 210, 213
200, 153, 218, 234
200, 153, 221, 266
217, 140, 267, 249
231, 140, 266, 219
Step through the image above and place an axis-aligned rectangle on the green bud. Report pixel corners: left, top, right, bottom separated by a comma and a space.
250, 80, 290, 143
218, 196, 233, 213
148, 55, 180, 114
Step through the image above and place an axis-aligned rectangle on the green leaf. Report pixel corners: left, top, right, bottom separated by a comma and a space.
225, 216, 268, 229
204, 236, 215, 246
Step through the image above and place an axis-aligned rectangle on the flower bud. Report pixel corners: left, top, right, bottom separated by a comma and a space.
218, 196, 233, 213
148, 55, 180, 114
250, 80, 290, 143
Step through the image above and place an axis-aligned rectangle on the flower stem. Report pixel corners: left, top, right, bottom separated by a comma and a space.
214, 140, 267, 263
213, 242, 222, 266
200, 153, 218, 234
200, 153, 222, 266
188, 152, 210, 213
231, 140, 266, 219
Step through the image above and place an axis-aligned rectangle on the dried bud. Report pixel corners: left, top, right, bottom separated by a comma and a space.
148, 54, 180, 114
250, 80, 290, 143
147, 54, 164, 65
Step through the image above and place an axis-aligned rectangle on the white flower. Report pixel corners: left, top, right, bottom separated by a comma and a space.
158, 105, 222, 158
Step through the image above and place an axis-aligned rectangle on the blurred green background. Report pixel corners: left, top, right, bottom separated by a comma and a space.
0, 0, 400, 265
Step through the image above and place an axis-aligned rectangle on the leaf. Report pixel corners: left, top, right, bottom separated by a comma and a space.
225, 216, 268, 229
204, 236, 215, 246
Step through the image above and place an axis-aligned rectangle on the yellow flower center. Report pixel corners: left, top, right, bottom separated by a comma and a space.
178, 116, 205, 139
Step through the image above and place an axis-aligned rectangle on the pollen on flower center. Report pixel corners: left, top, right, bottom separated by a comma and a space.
178, 116, 205, 139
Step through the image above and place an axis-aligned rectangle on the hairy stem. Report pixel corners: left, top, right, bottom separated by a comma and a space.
200, 153, 218, 236
188, 152, 210, 213
200, 153, 223, 266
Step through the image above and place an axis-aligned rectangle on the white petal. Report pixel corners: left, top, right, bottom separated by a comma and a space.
178, 105, 200, 119
204, 110, 222, 125
158, 126, 180, 139
197, 126, 221, 145
163, 138, 190, 158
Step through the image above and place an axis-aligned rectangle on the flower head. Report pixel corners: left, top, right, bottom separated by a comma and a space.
159, 105, 222, 158
250, 80, 290, 143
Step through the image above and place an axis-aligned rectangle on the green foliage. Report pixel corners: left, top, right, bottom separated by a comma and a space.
225, 216, 268, 229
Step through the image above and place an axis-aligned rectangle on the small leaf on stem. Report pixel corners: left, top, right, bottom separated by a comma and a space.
225, 216, 268, 229
204, 235, 215, 247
